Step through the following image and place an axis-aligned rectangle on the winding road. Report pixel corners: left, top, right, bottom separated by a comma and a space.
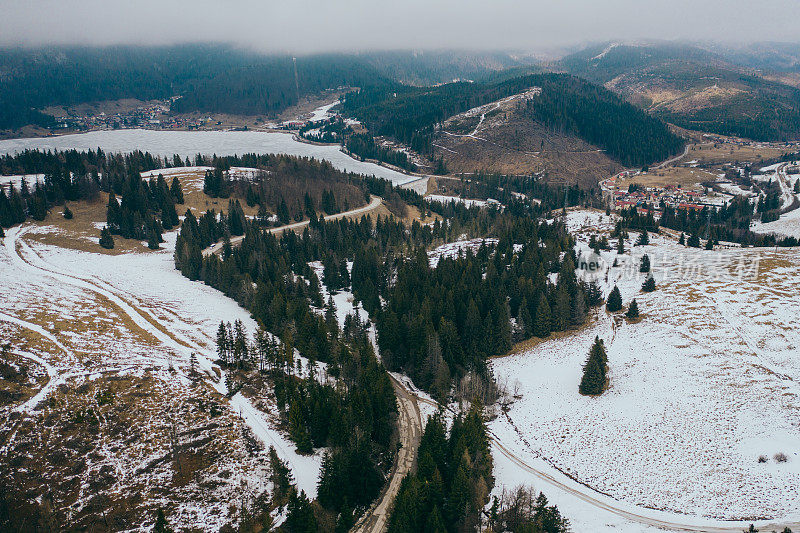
405, 391, 798, 533
4, 208, 797, 532
203, 195, 383, 257
352, 376, 422, 533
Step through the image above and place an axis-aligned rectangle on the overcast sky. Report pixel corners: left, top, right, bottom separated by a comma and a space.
2, 0, 799, 54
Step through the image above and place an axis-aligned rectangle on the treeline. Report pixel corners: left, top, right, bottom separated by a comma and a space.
199, 155, 367, 224
105, 172, 184, 247
522, 74, 685, 167
0, 149, 177, 233
341, 75, 546, 155
299, 117, 349, 144
617, 202, 799, 247
658, 82, 800, 142
171, 54, 389, 117
345, 134, 417, 173
388, 405, 493, 532
214, 315, 395, 530
340, 73, 684, 167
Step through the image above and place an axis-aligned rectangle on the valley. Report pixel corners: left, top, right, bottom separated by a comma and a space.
3, 31, 800, 533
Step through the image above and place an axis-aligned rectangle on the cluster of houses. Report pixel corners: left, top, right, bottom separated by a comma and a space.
601, 171, 719, 218
53, 99, 173, 132
51, 98, 236, 134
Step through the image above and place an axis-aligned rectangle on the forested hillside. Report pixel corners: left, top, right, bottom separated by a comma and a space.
0, 46, 539, 131
559, 42, 800, 141
341, 73, 684, 167
0, 45, 392, 129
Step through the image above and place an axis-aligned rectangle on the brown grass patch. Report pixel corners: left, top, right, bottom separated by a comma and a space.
497, 314, 598, 359
623, 166, 719, 189
684, 142, 796, 166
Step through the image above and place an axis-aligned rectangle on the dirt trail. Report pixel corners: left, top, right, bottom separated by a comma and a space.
352, 375, 422, 533
203, 195, 383, 257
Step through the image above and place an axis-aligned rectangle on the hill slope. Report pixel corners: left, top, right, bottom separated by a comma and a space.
559, 42, 800, 141
342, 73, 684, 174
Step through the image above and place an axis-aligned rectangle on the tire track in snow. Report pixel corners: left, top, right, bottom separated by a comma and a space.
5, 225, 322, 496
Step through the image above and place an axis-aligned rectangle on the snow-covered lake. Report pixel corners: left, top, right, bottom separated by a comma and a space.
0, 129, 416, 186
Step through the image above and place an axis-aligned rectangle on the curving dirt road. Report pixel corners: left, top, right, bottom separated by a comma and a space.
203, 195, 383, 257
352, 375, 422, 533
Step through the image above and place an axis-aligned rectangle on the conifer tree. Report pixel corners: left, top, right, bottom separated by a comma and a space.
285, 489, 317, 533
63, 204, 73, 219
518, 297, 532, 336
277, 198, 291, 224
147, 225, 160, 250
533, 295, 551, 338
288, 399, 312, 453
636, 229, 649, 246
705, 239, 714, 250
606, 285, 622, 312
626, 299, 639, 319
642, 275, 656, 292
152, 508, 174, 533
99, 226, 115, 249
678, 232, 685, 245
170, 177, 184, 204
639, 254, 651, 273
617, 237, 625, 254
687, 232, 701, 248
585, 281, 603, 307
579, 336, 608, 395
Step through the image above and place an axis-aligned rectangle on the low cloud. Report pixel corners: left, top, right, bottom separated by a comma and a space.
1, 0, 799, 53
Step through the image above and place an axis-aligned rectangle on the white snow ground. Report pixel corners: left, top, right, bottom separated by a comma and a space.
489, 210, 800, 525
0, 224, 324, 510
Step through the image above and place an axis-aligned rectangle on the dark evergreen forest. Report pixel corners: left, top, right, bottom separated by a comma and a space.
340, 73, 685, 167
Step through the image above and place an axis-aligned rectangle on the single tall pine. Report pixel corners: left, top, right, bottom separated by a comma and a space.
636, 229, 649, 246
579, 336, 608, 395
606, 286, 622, 312
626, 299, 639, 319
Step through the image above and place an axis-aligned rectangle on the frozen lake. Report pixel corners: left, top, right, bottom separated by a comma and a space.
0, 129, 416, 186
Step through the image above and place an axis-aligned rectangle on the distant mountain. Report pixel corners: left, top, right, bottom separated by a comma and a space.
0, 44, 396, 130
558, 42, 800, 141
0, 45, 540, 132
356, 50, 535, 86
712, 42, 800, 73
341, 73, 685, 176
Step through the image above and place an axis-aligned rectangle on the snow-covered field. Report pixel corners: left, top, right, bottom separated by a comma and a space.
0, 224, 323, 528
751, 163, 800, 238
0, 173, 44, 191
307, 101, 337, 122
752, 201, 800, 238
0, 129, 417, 186
490, 210, 800, 526
427, 194, 498, 208
427, 238, 499, 268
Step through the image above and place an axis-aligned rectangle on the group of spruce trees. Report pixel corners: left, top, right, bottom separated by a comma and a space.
105, 172, 184, 249
168, 164, 602, 530
388, 405, 493, 533
619, 198, 799, 248
377, 221, 603, 399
